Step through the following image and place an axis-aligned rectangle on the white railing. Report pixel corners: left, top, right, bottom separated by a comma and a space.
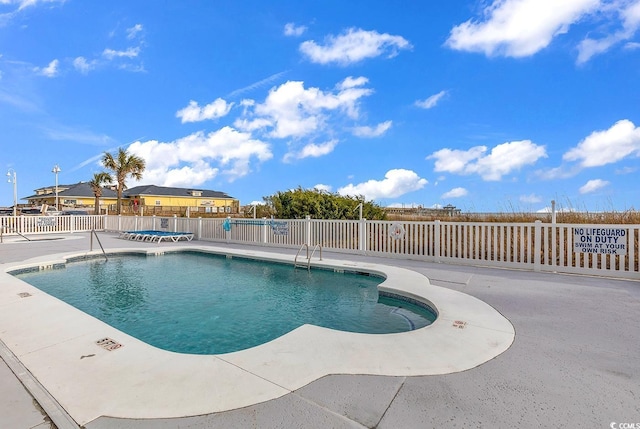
2, 215, 638, 280
1, 215, 104, 236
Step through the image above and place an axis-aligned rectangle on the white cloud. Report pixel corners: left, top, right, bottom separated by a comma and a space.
126, 23, 143, 40
615, 166, 637, 174
1, 0, 65, 25
127, 126, 272, 184
246, 77, 373, 139
520, 193, 542, 203
69, 26, 144, 74
284, 139, 338, 162
284, 22, 307, 37
446, 0, 600, 57
625, 41, 640, 50
226, 71, 288, 98
299, 28, 412, 65
176, 99, 234, 123
102, 47, 140, 60
117, 63, 146, 73
534, 164, 582, 180
563, 119, 640, 167
337, 169, 427, 200
441, 187, 468, 198
428, 146, 487, 174
73, 56, 96, 74
10, 0, 64, 11
338, 76, 368, 90
34, 59, 59, 77
233, 117, 272, 133
428, 140, 547, 181
577, 1, 640, 63
579, 179, 610, 194
352, 120, 392, 137
537, 205, 576, 213
41, 124, 114, 145
415, 90, 447, 109
314, 183, 332, 192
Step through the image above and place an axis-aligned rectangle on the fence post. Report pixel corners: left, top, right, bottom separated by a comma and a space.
359, 218, 367, 254
434, 220, 441, 263
173, 215, 178, 232
152, 215, 156, 230
226, 216, 231, 243
117, 214, 122, 232
197, 217, 202, 240
305, 215, 311, 246
534, 220, 542, 272
262, 217, 268, 244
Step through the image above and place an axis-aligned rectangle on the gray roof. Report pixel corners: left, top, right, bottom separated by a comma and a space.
25, 183, 235, 200
24, 182, 117, 199
124, 185, 235, 199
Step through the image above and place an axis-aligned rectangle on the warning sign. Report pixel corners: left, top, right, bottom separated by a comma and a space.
573, 227, 627, 255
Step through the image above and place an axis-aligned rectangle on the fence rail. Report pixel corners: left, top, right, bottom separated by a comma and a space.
2, 215, 638, 280
1, 215, 104, 237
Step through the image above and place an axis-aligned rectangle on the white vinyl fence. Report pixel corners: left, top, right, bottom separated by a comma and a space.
1, 215, 104, 237
101, 215, 639, 280
2, 215, 638, 280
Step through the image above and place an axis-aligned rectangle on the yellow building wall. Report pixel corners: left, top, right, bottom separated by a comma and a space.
60, 197, 116, 207
135, 196, 237, 208
28, 195, 118, 208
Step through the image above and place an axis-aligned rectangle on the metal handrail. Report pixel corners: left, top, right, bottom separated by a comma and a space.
294, 243, 309, 269
0, 225, 31, 242
294, 243, 322, 271
90, 229, 108, 262
310, 244, 323, 263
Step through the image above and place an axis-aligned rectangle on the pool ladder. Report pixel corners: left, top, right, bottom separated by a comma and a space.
294, 243, 322, 271
90, 229, 109, 262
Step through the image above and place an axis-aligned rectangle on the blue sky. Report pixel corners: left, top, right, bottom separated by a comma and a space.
1, 0, 639, 212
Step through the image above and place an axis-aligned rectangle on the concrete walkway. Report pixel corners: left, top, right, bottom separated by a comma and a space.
1, 232, 638, 428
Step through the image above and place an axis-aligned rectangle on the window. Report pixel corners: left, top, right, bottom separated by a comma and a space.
155, 200, 161, 206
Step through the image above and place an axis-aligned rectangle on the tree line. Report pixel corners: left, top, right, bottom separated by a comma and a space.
254, 188, 387, 220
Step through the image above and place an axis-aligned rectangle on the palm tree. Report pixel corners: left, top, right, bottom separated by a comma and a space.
88, 172, 113, 215
102, 147, 146, 214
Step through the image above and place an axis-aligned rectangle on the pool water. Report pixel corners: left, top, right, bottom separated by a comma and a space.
14, 252, 436, 354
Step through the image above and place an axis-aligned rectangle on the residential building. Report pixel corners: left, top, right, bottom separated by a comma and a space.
123, 185, 239, 215
24, 183, 239, 216
24, 182, 117, 212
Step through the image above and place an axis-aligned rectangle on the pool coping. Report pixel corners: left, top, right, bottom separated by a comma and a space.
0, 245, 515, 427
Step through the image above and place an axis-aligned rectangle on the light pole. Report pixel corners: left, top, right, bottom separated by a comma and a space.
52, 164, 61, 211
6, 169, 17, 216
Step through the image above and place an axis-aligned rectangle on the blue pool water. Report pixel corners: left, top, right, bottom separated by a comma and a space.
13, 252, 436, 354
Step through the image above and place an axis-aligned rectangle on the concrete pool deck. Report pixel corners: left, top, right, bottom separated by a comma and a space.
1, 232, 639, 428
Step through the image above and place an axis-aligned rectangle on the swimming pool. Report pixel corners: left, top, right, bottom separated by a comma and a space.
13, 251, 436, 354
0, 242, 515, 425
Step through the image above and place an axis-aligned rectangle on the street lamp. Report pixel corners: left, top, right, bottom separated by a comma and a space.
6, 169, 17, 216
52, 164, 61, 211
